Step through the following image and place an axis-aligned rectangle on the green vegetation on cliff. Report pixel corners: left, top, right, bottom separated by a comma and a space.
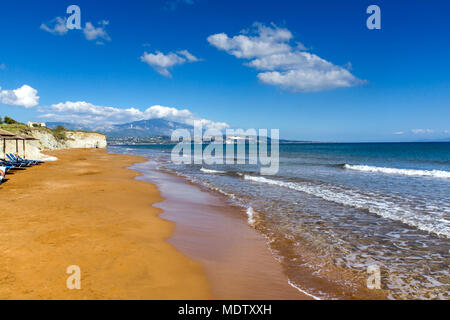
0, 116, 70, 142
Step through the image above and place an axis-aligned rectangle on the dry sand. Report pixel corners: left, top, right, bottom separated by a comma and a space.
0, 149, 212, 299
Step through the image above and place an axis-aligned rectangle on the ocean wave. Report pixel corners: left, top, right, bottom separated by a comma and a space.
244, 175, 450, 238
343, 164, 450, 179
287, 280, 322, 300
200, 167, 226, 174
246, 207, 257, 226
200, 167, 247, 177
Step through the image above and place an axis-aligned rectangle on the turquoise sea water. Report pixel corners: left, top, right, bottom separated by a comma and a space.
111, 142, 450, 299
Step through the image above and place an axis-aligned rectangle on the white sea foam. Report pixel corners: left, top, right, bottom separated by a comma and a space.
287, 279, 322, 300
41, 156, 58, 161
246, 207, 256, 226
244, 175, 450, 238
344, 164, 450, 179
200, 167, 226, 174
201, 180, 236, 199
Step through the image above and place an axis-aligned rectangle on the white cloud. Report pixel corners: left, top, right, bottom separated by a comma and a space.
207, 22, 364, 92
41, 17, 110, 43
83, 21, 111, 42
411, 129, 433, 134
257, 68, 359, 92
141, 50, 200, 77
246, 51, 325, 71
207, 24, 292, 59
177, 50, 200, 62
393, 131, 405, 135
0, 85, 39, 108
40, 17, 68, 35
39, 101, 229, 130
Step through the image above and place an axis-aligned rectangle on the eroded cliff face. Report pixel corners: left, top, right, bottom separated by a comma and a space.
2, 130, 107, 160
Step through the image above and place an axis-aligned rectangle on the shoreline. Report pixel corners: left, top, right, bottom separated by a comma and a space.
114, 146, 389, 300
0, 149, 211, 299
128, 156, 310, 299
0, 147, 312, 299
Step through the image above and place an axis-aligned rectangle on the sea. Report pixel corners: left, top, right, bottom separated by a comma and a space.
110, 142, 450, 300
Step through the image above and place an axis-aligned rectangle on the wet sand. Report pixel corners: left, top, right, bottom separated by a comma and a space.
0, 149, 211, 299
131, 160, 310, 299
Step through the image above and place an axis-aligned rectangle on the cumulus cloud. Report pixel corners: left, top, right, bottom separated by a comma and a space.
207, 22, 364, 92
177, 50, 200, 62
83, 21, 111, 42
141, 50, 200, 77
0, 85, 39, 108
41, 17, 110, 43
208, 24, 292, 59
411, 129, 434, 134
39, 101, 229, 130
40, 17, 68, 35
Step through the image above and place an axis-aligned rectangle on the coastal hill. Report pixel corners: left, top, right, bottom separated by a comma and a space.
1, 120, 106, 160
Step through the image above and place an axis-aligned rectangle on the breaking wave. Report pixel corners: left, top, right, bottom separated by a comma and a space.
343, 164, 450, 179
200, 167, 226, 174
244, 175, 449, 238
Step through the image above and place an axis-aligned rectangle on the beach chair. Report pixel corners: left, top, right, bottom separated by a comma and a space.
17, 155, 42, 164
6, 154, 32, 166
11, 153, 42, 165
1, 159, 24, 168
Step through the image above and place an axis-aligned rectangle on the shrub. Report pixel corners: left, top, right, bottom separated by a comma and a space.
54, 125, 67, 132
3, 116, 17, 124
52, 125, 68, 141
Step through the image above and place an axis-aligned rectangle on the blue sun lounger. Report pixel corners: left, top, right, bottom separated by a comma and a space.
17, 155, 42, 164
1, 158, 24, 168
0, 164, 14, 172
7, 153, 41, 165
6, 154, 32, 166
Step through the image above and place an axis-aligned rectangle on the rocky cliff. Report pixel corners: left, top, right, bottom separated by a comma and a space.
2, 129, 107, 161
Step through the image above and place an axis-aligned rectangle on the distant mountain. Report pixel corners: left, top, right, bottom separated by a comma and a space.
48, 119, 193, 138
104, 119, 193, 138
48, 119, 313, 142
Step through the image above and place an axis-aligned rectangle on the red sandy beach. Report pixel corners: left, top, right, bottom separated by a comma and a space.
0, 148, 308, 299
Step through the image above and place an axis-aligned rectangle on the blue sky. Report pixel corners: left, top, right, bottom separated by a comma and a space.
0, 0, 449, 141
